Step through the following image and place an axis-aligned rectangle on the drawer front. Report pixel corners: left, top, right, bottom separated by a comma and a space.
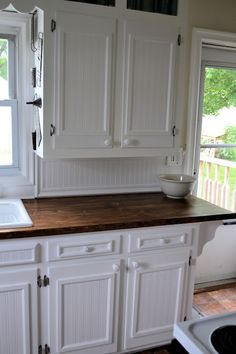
129, 226, 193, 253
47, 232, 121, 261
0, 241, 40, 266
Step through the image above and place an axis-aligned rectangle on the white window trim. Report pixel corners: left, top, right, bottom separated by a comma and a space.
185, 28, 236, 179
0, 11, 35, 198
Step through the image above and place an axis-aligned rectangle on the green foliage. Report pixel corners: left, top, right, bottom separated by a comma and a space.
0, 39, 8, 80
203, 67, 236, 116
216, 126, 236, 161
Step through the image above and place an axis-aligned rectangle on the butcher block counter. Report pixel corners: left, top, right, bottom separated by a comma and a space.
0, 192, 235, 239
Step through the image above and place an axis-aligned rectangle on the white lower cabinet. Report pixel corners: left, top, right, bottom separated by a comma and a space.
0, 224, 199, 354
48, 259, 121, 354
124, 249, 190, 350
0, 267, 39, 354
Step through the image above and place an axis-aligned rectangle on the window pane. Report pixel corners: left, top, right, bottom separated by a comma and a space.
0, 38, 9, 99
127, 0, 178, 15
201, 67, 236, 146
65, 0, 115, 6
0, 106, 12, 165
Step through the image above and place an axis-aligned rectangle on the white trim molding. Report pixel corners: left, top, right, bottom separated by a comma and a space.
185, 28, 236, 176
0, 11, 35, 198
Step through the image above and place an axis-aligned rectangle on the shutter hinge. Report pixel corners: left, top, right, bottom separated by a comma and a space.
177, 34, 182, 46
38, 344, 50, 354
37, 275, 50, 288
50, 124, 56, 136
172, 125, 176, 137
51, 19, 56, 32
188, 256, 192, 266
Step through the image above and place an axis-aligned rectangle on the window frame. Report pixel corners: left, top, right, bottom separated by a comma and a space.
0, 11, 35, 197
185, 28, 236, 184
0, 33, 19, 172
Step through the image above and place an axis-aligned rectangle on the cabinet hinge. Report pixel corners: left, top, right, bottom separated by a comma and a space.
177, 34, 182, 46
51, 19, 56, 32
50, 124, 56, 136
188, 256, 192, 266
45, 344, 51, 354
37, 275, 50, 288
38, 344, 50, 354
172, 125, 176, 137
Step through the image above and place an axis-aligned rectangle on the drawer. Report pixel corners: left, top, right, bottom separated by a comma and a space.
128, 226, 193, 253
0, 241, 40, 266
47, 232, 121, 261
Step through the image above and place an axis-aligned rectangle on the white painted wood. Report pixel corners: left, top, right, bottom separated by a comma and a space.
121, 20, 177, 148
124, 248, 190, 349
47, 232, 121, 261
38, 156, 177, 197
53, 11, 116, 150
0, 241, 40, 266
48, 259, 120, 354
0, 222, 201, 354
0, 268, 39, 354
128, 225, 193, 253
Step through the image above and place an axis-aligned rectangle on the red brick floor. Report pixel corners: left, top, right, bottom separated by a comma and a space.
193, 284, 236, 316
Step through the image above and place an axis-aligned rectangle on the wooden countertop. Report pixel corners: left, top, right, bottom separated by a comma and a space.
0, 193, 235, 240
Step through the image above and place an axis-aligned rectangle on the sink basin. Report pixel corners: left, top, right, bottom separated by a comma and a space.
0, 199, 33, 228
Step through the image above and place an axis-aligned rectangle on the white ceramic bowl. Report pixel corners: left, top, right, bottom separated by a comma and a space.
158, 174, 196, 199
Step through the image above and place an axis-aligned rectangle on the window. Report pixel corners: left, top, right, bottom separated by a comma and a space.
0, 9, 35, 197
127, 0, 178, 15
186, 29, 236, 212
65, 0, 115, 6
0, 34, 18, 171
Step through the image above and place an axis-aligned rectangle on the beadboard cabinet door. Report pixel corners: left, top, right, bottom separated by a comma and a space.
124, 248, 190, 349
0, 268, 39, 354
52, 11, 116, 150
121, 20, 177, 149
48, 259, 121, 354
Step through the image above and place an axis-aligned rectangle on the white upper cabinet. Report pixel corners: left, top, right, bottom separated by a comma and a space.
121, 20, 177, 148
32, 0, 185, 158
53, 12, 116, 150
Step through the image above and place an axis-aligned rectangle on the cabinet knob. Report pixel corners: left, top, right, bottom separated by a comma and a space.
132, 261, 140, 269
123, 138, 132, 147
83, 245, 90, 253
159, 238, 170, 245
112, 264, 120, 272
104, 137, 112, 147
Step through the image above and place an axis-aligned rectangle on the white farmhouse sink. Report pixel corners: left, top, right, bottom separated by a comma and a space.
0, 199, 33, 228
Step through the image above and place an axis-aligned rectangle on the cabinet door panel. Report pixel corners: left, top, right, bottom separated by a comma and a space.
53, 12, 116, 149
122, 20, 177, 148
49, 260, 120, 354
125, 249, 189, 349
0, 268, 39, 354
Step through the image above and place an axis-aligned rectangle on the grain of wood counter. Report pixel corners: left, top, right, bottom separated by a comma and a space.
0, 193, 235, 239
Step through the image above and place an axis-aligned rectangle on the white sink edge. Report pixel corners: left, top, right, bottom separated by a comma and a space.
0, 199, 33, 228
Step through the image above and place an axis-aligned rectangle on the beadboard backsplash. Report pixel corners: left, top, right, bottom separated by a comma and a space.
37, 157, 181, 197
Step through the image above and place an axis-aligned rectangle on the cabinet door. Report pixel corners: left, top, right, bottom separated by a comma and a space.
48, 259, 121, 354
53, 11, 116, 149
124, 249, 190, 349
121, 20, 178, 148
0, 268, 39, 354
